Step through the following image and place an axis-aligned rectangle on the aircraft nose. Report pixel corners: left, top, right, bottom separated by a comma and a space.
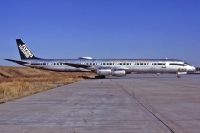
186, 65, 195, 72
189, 66, 196, 72
192, 66, 196, 72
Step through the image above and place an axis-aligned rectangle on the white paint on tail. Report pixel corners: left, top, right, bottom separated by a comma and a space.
19, 44, 34, 58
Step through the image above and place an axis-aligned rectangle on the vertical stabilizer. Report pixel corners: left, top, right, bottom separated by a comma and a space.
16, 39, 39, 60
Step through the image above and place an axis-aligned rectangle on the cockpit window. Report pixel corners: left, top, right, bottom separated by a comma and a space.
184, 62, 190, 65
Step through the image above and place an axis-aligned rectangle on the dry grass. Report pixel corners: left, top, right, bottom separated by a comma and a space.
0, 66, 95, 103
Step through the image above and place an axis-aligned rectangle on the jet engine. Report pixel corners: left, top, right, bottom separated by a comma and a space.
96, 69, 126, 77
111, 70, 126, 77
96, 69, 112, 76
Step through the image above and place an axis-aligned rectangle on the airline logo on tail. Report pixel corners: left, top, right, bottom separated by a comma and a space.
19, 44, 34, 58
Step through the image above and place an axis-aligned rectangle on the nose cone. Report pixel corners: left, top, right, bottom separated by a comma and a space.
187, 66, 196, 72
192, 66, 196, 72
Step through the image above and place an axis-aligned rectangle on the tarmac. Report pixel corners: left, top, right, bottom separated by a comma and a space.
0, 74, 200, 133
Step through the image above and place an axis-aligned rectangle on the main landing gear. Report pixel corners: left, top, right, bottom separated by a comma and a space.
95, 75, 106, 79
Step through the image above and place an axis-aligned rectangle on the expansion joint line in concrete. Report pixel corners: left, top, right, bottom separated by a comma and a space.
114, 81, 175, 133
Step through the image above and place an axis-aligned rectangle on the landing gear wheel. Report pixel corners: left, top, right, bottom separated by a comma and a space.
95, 75, 106, 79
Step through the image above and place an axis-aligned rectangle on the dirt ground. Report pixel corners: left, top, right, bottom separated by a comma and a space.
0, 66, 95, 103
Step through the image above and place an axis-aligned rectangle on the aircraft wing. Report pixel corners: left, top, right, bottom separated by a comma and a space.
63, 63, 129, 71
63, 63, 91, 69
96, 65, 129, 70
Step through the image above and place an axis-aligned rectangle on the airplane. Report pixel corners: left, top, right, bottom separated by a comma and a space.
6, 39, 196, 78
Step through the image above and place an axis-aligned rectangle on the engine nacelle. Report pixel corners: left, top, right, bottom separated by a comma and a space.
96, 69, 126, 77
96, 69, 112, 76
111, 70, 126, 77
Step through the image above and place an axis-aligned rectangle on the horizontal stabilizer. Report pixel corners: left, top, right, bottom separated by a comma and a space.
5, 59, 28, 65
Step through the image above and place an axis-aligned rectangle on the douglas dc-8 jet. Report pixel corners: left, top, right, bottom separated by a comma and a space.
6, 39, 196, 78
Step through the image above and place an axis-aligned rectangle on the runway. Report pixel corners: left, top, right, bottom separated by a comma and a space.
0, 74, 200, 133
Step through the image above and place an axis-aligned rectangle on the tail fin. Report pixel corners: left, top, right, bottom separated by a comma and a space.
16, 39, 39, 60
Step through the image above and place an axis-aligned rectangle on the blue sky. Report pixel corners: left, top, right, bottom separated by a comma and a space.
0, 0, 200, 66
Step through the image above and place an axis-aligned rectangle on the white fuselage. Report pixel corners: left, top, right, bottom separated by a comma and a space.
7, 39, 196, 78
22, 59, 196, 76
